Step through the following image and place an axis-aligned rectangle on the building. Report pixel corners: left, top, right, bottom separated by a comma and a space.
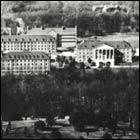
133, 47, 139, 62
15, 18, 25, 35
1, 35, 57, 55
1, 52, 50, 75
1, 27, 11, 35
76, 40, 133, 66
26, 26, 77, 48
105, 41, 133, 63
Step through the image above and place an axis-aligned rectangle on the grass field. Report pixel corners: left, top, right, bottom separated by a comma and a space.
2, 124, 139, 139
79, 32, 139, 48
98, 33, 139, 48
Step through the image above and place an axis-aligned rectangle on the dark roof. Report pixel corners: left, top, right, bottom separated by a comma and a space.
77, 40, 132, 50
104, 41, 132, 49
2, 52, 50, 60
27, 27, 76, 35
1, 35, 55, 42
77, 40, 103, 49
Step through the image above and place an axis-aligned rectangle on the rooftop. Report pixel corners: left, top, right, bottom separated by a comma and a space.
26, 27, 76, 35
77, 39, 132, 50
1, 35, 55, 42
2, 52, 50, 60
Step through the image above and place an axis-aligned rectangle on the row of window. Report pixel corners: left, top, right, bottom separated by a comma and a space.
3, 60, 48, 62
11, 63, 46, 66
2, 47, 56, 53
2, 45, 54, 49
2, 64, 48, 67
2, 44, 55, 47
2, 71, 49, 74
2, 67, 48, 70
2, 42, 55, 45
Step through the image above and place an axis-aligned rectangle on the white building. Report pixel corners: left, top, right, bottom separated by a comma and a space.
1, 35, 57, 55
1, 52, 50, 75
105, 41, 133, 63
76, 40, 133, 66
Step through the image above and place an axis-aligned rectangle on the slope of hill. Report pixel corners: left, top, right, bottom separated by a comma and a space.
1, 1, 139, 36
1, 1, 139, 16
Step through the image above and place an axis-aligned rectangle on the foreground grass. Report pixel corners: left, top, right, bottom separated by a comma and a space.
2, 121, 139, 139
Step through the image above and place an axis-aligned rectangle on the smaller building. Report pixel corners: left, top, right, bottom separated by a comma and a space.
1, 52, 50, 75
132, 47, 139, 62
26, 26, 77, 48
1, 27, 11, 35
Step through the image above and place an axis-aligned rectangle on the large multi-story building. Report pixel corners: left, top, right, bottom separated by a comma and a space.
26, 26, 77, 48
1, 52, 50, 75
76, 40, 133, 66
1, 35, 57, 55
105, 41, 133, 63
1, 35, 55, 75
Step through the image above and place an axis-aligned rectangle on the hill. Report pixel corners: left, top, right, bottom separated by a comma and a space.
1, 1, 139, 17
1, 1, 139, 36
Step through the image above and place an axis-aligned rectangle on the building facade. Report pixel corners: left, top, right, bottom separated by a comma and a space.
1, 52, 50, 75
76, 40, 133, 66
1, 35, 57, 55
105, 41, 133, 63
26, 26, 77, 48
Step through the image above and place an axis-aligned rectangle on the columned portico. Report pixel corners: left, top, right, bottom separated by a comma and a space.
94, 44, 115, 66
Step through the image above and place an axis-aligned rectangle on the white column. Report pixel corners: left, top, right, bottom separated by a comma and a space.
109, 50, 111, 59
112, 50, 114, 59
105, 50, 107, 60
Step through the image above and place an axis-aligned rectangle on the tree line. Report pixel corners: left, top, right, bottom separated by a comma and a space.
2, 1, 139, 36
1, 66, 139, 133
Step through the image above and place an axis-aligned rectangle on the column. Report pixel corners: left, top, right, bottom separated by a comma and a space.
102, 50, 104, 60
105, 49, 107, 60
112, 50, 114, 59
109, 50, 111, 59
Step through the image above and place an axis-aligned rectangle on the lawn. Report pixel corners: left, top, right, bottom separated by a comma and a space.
79, 32, 139, 48
98, 33, 139, 48
2, 120, 139, 139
